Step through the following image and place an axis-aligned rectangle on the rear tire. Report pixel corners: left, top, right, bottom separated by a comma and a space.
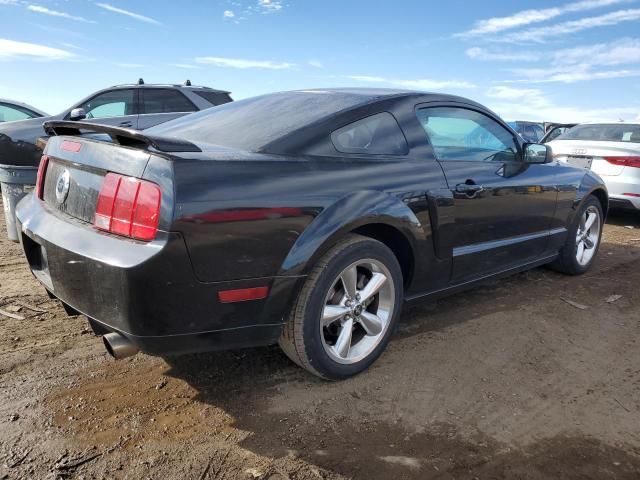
279, 234, 403, 380
551, 195, 603, 275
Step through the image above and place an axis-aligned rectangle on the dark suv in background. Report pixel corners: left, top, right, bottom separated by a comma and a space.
0, 79, 232, 167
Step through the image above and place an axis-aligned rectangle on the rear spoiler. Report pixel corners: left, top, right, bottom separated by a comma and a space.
42, 121, 202, 153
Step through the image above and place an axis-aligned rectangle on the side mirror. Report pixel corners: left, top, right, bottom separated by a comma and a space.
523, 143, 552, 164
69, 108, 86, 121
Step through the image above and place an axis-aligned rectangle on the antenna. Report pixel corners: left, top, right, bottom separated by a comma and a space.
137, 78, 145, 85
184, 79, 192, 86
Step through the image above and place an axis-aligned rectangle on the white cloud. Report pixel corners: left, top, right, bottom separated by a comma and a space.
257, 0, 283, 13
223, 10, 235, 18
553, 37, 640, 65
466, 47, 540, 62
308, 60, 323, 68
195, 56, 295, 69
347, 75, 476, 90
511, 64, 640, 83
0, 38, 76, 61
27, 5, 95, 23
0, 0, 19, 5
95, 3, 162, 25
168, 63, 201, 69
457, 0, 630, 36
500, 8, 640, 43
486, 85, 639, 122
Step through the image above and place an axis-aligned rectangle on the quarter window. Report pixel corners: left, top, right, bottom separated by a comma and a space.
142, 89, 197, 114
416, 107, 518, 162
331, 112, 408, 155
78, 89, 136, 119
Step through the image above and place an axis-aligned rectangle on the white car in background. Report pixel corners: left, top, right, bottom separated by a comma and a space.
548, 123, 640, 212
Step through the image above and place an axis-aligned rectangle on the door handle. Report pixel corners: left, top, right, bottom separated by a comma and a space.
118, 121, 133, 128
455, 183, 484, 194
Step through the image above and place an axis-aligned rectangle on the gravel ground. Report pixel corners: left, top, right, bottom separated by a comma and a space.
1, 198, 639, 479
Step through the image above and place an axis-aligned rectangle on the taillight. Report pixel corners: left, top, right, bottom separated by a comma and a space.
603, 156, 640, 168
36, 155, 49, 199
94, 173, 161, 241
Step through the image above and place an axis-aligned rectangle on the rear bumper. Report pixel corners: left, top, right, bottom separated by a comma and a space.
604, 175, 640, 210
15, 194, 303, 355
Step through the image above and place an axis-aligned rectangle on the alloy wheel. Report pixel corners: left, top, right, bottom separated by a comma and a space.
320, 259, 395, 365
575, 205, 601, 266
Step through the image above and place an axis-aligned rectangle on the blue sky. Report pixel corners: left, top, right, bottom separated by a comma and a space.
1, 0, 640, 123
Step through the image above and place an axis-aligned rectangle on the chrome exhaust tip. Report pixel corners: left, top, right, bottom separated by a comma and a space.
103, 332, 139, 359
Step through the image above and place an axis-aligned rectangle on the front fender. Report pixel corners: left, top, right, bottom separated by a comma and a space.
277, 190, 426, 277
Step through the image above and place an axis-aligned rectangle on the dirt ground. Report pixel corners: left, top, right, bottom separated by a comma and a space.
1, 198, 639, 480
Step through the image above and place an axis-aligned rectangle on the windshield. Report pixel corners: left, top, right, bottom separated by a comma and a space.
557, 124, 640, 143
146, 91, 375, 151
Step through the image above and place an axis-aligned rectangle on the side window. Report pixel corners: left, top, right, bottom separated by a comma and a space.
416, 107, 518, 162
331, 112, 408, 155
78, 89, 136, 119
0, 104, 37, 122
142, 89, 197, 114
532, 125, 544, 142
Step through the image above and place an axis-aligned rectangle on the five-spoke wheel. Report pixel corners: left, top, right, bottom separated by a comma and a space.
320, 259, 394, 364
279, 234, 402, 380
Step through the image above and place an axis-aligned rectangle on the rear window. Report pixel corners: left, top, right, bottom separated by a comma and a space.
142, 89, 197, 114
331, 112, 408, 155
146, 91, 375, 151
558, 124, 640, 143
192, 90, 233, 106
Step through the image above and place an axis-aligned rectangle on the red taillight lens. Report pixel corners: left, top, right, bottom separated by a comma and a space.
604, 156, 640, 168
36, 155, 49, 199
94, 173, 161, 241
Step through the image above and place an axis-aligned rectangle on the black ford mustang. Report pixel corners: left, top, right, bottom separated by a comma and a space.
16, 89, 607, 380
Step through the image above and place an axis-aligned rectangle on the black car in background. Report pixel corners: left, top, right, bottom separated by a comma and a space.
0, 80, 232, 167
16, 89, 607, 380
507, 121, 545, 143
0, 99, 48, 122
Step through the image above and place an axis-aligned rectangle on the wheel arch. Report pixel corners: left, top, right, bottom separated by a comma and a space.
277, 191, 427, 292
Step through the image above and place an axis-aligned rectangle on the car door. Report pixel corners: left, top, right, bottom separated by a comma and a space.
71, 89, 139, 129
137, 88, 198, 129
415, 104, 558, 283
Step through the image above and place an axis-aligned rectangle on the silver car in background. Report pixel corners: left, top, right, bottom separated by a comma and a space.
548, 123, 640, 212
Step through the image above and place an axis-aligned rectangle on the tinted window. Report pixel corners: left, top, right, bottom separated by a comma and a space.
147, 91, 376, 151
331, 112, 408, 155
532, 125, 544, 141
545, 126, 570, 142
79, 89, 135, 119
192, 90, 233, 106
417, 107, 518, 162
0, 103, 38, 122
142, 89, 197, 114
558, 124, 640, 143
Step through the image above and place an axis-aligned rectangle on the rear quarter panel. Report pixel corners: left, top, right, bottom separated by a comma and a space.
170, 153, 447, 295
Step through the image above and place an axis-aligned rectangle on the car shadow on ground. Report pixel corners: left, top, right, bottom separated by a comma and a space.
161, 239, 640, 479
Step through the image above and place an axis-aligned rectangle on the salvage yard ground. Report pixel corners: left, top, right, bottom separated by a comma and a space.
1, 198, 639, 480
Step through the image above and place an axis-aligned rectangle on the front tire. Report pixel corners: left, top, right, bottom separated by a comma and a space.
551, 195, 604, 275
279, 234, 403, 380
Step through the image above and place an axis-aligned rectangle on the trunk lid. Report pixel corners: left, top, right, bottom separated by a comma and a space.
42, 136, 151, 224
548, 139, 640, 176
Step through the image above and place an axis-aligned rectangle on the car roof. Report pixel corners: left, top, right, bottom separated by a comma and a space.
107, 83, 231, 94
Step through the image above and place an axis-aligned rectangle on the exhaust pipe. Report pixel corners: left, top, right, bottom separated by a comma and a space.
103, 332, 139, 359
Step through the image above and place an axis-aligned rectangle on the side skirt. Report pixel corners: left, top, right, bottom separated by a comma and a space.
404, 254, 558, 305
